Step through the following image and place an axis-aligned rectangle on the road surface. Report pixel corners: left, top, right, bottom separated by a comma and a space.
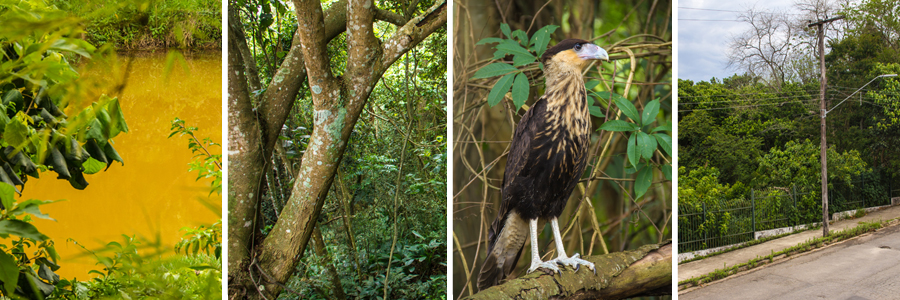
681, 222, 900, 300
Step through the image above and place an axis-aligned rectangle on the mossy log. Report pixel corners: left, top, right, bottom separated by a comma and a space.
467, 241, 672, 300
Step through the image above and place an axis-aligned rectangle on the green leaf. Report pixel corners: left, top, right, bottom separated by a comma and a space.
637, 131, 656, 159
2, 90, 22, 107
0, 251, 17, 296
651, 123, 671, 132
471, 63, 518, 79
589, 105, 604, 118
0, 183, 14, 211
10, 200, 58, 220
85, 118, 106, 142
511, 73, 529, 109
82, 157, 105, 175
593, 91, 628, 107
496, 40, 534, 58
104, 142, 124, 167
38, 262, 60, 284
511, 30, 529, 45
661, 164, 672, 180
531, 25, 559, 56
634, 165, 653, 199
641, 99, 660, 126
0, 219, 47, 241
23, 270, 56, 296
613, 95, 640, 124
48, 38, 94, 58
3, 113, 29, 149
500, 23, 511, 38
476, 37, 504, 45
627, 133, 638, 169
106, 97, 128, 137
654, 133, 672, 157
487, 73, 516, 107
512, 54, 536, 67
585, 80, 600, 91
599, 120, 638, 132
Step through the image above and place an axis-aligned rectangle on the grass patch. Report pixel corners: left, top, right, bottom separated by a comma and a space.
50, 0, 221, 49
678, 220, 888, 289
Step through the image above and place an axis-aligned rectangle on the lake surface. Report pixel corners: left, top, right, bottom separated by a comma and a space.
22, 51, 222, 279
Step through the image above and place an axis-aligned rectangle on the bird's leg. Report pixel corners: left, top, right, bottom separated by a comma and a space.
526, 219, 560, 274
547, 217, 595, 273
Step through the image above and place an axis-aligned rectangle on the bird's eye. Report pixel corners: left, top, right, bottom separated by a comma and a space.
574, 43, 583, 51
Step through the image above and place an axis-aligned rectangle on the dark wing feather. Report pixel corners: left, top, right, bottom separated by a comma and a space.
477, 98, 548, 291
488, 97, 546, 249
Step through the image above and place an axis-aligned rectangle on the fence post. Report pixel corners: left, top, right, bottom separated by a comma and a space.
792, 185, 797, 226
702, 202, 707, 247
751, 189, 756, 239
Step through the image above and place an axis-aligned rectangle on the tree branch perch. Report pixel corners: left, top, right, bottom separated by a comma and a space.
466, 241, 672, 300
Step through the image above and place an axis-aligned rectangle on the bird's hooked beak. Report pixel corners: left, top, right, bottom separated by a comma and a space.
578, 43, 609, 61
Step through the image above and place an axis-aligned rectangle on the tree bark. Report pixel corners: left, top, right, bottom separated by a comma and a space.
227, 5, 265, 274
229, 0, 447, 298
465, 241, 672, 300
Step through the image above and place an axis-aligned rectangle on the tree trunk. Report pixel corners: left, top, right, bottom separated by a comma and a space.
313, 227, 347, 300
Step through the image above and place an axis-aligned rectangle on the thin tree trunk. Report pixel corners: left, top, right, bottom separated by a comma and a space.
336, 169, 362, 283
313, 226, 348, 300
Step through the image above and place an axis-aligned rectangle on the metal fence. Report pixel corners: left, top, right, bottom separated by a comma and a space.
679, 170, 894, 253
831, 169, 893, 213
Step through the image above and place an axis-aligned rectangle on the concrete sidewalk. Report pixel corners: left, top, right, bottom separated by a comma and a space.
678, 204, 900, 282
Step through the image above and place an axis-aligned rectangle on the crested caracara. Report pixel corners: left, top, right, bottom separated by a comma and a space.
477, 39, 609, 291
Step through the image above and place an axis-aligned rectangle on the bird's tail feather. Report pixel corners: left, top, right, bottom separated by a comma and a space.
477, 211, 527, 291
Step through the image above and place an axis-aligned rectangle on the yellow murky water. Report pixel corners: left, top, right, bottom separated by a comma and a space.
22, 51, 222, 280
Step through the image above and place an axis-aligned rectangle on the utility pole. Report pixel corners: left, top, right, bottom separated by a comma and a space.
809, 15, 843, 237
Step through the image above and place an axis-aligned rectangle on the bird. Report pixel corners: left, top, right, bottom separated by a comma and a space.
477, 38, 609, 291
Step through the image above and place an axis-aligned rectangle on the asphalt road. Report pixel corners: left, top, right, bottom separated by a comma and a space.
681, 222, 900, 300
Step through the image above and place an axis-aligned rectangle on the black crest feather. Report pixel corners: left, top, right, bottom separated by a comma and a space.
540, 38, 591, 64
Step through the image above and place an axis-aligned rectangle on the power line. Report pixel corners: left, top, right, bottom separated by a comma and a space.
678, 97, 891, 112
678, 7, 742, 13
678, 6, 806, 15
679, 94, 816, 105
677, 18, 743, 22
678, 99, 819, 112
678, 89, 823, 99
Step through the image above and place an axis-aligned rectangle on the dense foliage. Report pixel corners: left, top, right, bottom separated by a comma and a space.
232, 0, 447, 298
678, 0, 900, 252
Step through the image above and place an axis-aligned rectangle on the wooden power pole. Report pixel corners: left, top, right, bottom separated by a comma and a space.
809, 15, 844, 237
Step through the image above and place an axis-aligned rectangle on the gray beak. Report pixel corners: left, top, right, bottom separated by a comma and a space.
579, 43, 609, 61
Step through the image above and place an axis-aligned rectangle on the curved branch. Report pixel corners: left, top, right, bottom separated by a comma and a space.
466, 241, 672, 300
380, 0, 447, 73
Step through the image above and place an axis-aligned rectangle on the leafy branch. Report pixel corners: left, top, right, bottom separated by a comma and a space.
169, 117, 221, 195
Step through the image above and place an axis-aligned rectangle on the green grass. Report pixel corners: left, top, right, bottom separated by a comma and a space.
679, 220, 890, 289
49, 0, 221, 49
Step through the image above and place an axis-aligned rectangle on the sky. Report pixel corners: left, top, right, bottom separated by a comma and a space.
677, 0, 800, 82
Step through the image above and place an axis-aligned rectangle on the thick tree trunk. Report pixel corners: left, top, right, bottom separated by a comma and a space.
226, 11, 264, 274
466, 241, 672, 300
